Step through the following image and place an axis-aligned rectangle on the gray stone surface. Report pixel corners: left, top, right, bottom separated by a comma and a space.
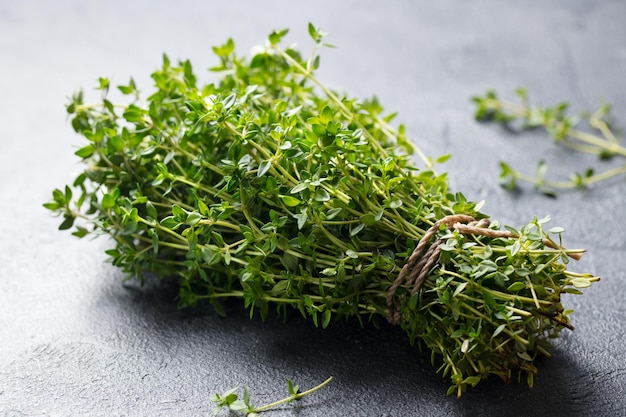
1, 1, 625, 416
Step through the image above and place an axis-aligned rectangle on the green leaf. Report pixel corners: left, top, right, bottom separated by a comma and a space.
321, 309, 332, 329
290, 183, 308, 194
571, 277, 592, 288
212, 38, 234, 60
311, 123, 326, 136
325, 207, 342, 220
461, 339, 470, 353
389, 199, 402, 209
294, 212, 308, 230
359, 213, 377, 226
74, 144, 95, 159
320, 106, 334, 124
257, 160, 272, 177
463, 375, 481, 387
43, 202, 60, 211
197, 199, 209, 216
59, 186, 74, 203
507, 240, 521, 257
287, 379, 299, 396
499, 162, 518, 191
242, 387, 252, 408
507, 282, 525, 292
123, 105, 146, 123
101, 193, 116, 209
268, 28, 289, 45
250, 53, 265, 68
186, 211, 203, 226
280, 195, 300, 207
228, 399, 248, 411
152, 232, 159, 255
311, 55, 320, 70
106, 134, 122, 152
549, 226, 565, 234
492, 324, 506, 339
64, 185, 73, 202
172, 204, 186, 220
280, 252, 299, 271
58, 215, 75, 230
222, 93, 237, 110
483, 291, 497, 311
202, 246, 222, 266
97, 77, 110, 91
160, 216, 180, 230
314, 188, 331, 202
146, 201, 157, 220
308, 22, 317, 40
453, 282, 468, 297
473, 260, 498, 278
350, 223, 365, 236
71, 226, 89, 238
117, 78, 137, 95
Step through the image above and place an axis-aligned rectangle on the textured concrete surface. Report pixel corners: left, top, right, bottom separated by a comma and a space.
1, 1, 626, 416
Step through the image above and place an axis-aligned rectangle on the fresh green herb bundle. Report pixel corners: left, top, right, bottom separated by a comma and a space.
46, 25, 598, 396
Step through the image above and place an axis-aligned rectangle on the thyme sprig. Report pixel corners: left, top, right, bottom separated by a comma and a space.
45, 25, 599, 396
473, 88, 626, 195
211, 377, 333, 416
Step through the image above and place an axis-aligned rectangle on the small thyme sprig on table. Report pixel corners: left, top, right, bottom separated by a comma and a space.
210, 377, 333, 416
473, 88, 626, 195
45, 24, 599, 396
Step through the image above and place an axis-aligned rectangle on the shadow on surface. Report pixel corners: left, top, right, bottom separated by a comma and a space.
97, 273, 608, 416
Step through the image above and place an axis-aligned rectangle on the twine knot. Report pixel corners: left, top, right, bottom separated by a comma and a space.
385, 214, 516, 325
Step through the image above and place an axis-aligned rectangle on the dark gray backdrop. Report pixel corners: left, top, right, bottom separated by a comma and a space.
1, 1, 625, 416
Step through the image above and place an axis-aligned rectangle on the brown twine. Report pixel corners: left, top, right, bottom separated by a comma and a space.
385, 214, 517, 325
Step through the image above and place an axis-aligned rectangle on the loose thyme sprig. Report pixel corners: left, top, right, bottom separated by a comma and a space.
473, 88, 626, 195
211, 377, 333, 416
45, 25, 599, 396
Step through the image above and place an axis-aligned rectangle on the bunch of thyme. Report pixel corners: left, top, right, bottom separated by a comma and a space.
45, 25, 598, 396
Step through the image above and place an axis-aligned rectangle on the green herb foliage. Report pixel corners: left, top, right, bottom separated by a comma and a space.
46, 26, 599, 396
473, 88, 626, 195
211, 376, 332, 416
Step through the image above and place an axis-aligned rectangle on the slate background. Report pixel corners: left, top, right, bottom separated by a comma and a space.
1, 1, 625, 416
